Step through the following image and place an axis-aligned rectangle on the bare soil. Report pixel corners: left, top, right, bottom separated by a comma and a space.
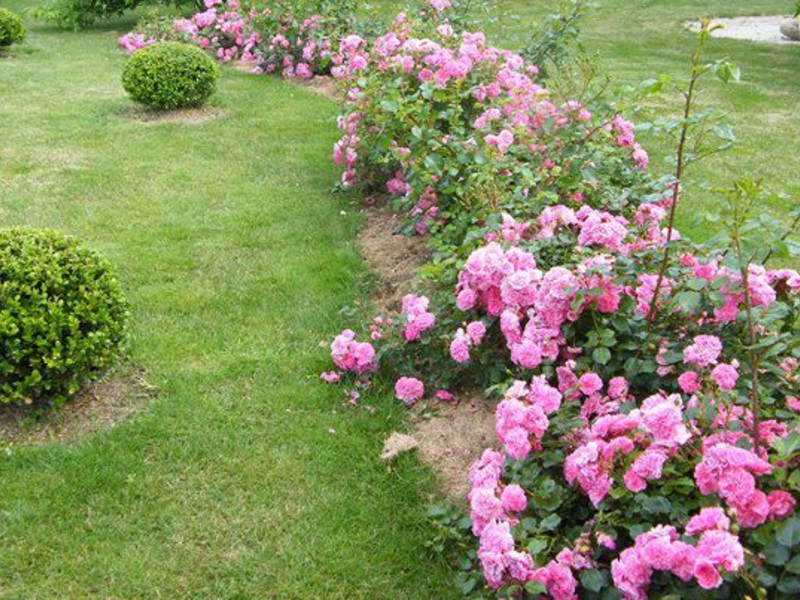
357, 206, 498, 502
0, 369, 157, 446
292, 75, 340, 101
125, 105, 226, 124
410, 395, 499, 502
358, 207, 430, 311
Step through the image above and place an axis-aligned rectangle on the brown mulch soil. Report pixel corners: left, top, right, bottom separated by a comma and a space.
357, 206, 498, 502
358, 207, 429, 311
0, 369, 157, 446
124, 105, 226, 124
409, 395, 499, 503
292, 75, 340, 101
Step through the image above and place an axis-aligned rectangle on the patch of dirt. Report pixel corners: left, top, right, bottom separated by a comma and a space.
410, 394, 499, 503
0, 369, 157, 446
292, 75, 340, 101
758, 111, 790, 126
358, 207, 496, 502
687, 16, 800, 44
358, 207, 429, 311
125, 105, 226, 124
229, 59, 259, 73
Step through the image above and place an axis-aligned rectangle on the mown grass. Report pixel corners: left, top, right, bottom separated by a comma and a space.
0, 7, 457, 598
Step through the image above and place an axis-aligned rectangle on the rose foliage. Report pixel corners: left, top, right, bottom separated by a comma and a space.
322, 2, 800, 598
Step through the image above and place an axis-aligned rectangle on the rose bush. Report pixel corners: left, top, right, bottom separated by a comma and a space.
331, 8, 655, 249
322, 2, 800, 598
119, 0, 359, 80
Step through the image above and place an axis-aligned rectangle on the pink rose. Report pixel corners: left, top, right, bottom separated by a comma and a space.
678, 371, 701, 394
578, 372, 603, 396
768, 490, 796, 521
500, 484, 527, 512
711, 363, 739, 391
394, 377, 424, 405
693, 560, 722, 589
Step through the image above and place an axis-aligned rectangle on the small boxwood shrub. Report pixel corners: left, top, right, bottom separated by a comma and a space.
121, 41, 219, 110
0, 8, 26, 48
0, 228, 129, 407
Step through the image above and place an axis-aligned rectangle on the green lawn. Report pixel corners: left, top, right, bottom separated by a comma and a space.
0, 8, 457, 598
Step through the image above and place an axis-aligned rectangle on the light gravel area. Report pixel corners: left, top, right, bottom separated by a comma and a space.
687, 16, 800, 44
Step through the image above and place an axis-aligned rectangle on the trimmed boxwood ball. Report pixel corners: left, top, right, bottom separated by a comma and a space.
0, 228, 129, 407
0, 8, 25, 48
122, 41, 220, 110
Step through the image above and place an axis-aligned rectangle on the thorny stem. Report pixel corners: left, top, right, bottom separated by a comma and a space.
646, 25, 710, 322
729, 205, 762, 451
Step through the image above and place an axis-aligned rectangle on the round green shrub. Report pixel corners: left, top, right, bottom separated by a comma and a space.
0, 228, 129, 407
0, 8, 26, 48
121, 41, 220, 110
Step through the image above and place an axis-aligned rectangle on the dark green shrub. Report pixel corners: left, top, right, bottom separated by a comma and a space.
0, 8, 26, 48
122, 42, 219, 111
0, 229, 129, 407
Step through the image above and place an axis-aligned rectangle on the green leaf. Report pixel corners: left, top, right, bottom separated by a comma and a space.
778, 519, 800, 548
527, 538, 548, 555
459, 578, 476, 594
686, 277, 708, 291
379, 100, 398, 113
525, 581, 547, 594
521, 517, 538, 532
673, 291, 701, 312
779, 575, 800, 594
759, 570, 778, 587
593, 347, 611, 365
788, 470, 800, 492
426, 505, 448, 518
774, 432, 800, 458
580, 569, 605, 592
641, 496, 671, 514
540, 514, 562, 531
714, 60, 741, 83
765, 541, 790, 566
785, 555, 800, 575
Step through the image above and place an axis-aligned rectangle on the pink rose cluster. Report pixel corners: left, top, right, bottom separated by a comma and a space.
611, 516, 744, 599
677, 334, 742, 394
118, 32, 156, 54
695, 442, 795, 528
494, 376, 562, 460
320, 8, 800, 596
331, 8, 653, 209
120, 0, 334, 79
611, 114, 649, 169
329, 329, 376, 374
400, 294, 435, 341
456, 241, 696, 372
254, 14, 332, 79
449, 320, 486, 363
563, 392, 691, 507
468, 449, 582, 598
